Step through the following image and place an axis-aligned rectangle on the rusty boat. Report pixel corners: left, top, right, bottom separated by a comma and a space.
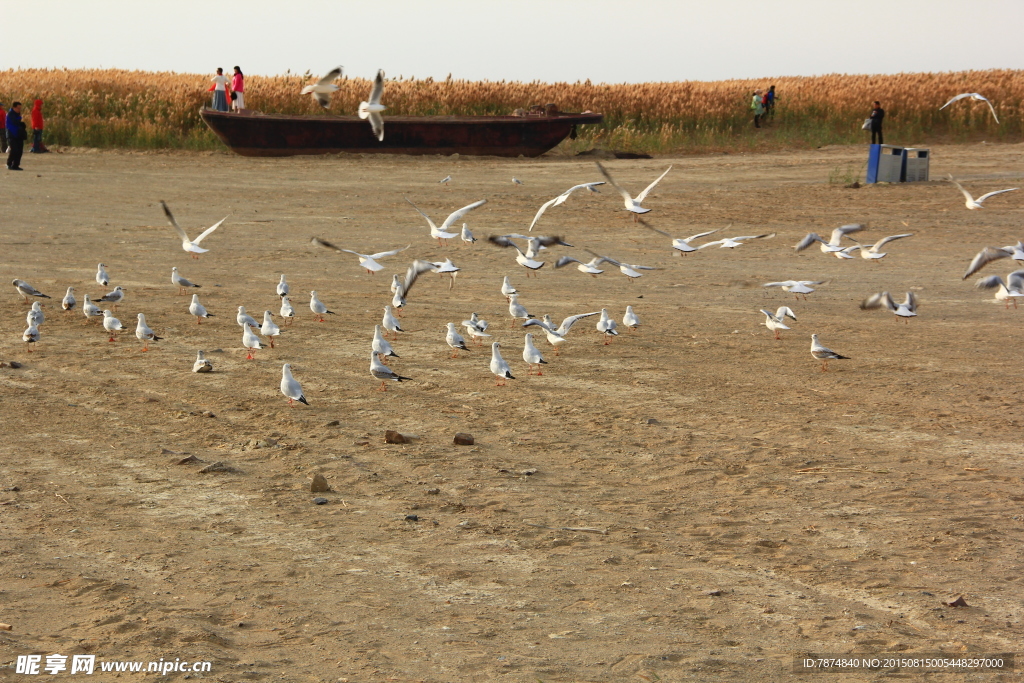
200, 108, 603, 158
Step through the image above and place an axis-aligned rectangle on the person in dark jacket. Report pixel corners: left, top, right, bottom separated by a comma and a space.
869, 101, 885, 145
29, 99, 48, 153
0, 103, 8, 153
6, 101, 26, 170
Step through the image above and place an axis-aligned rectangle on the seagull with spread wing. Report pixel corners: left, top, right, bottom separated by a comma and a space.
160, 201, 227, 258
310, 237, 410, 274
794, 224, 865, 254
405, 196, 487, 245
947, 175, 1018, 210
301, 66, 342, 109
939, 92, 1000, 124
522, 312, 598, 355
528, 181, 605, 231
861, 291, 918, 322
975, 269, 1024, 309
358, 69, 386, 140
595, 161, 672, 221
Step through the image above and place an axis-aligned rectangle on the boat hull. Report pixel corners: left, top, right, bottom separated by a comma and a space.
200, 110, 603, 158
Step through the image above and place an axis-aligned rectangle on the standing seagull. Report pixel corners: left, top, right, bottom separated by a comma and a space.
236, 306, 261, 328
82, 295, 103, 321
277, 274, 289, 297
460, 223, 477, 245
947, 175, 1018, 210
95, 285, 126, 310
528, 181, 605, 231
192, 350, 213, 373
373, 324, 399, 362
595, 161, 672, 220
382, 306, 404, 339
489, 342, 515, 385
309, 291, 334, 322
623, 306, 642, 331
22, 323, 40, 352
861, 291, 918, 321
507, 294, 535, 327
102, 310, 124, 342
171, 267, 200, 295
596, 309, 618, 343
445, 322, 470, 358
522, 333, 547, 375
96, 263, 109, 286
370, 349, 412, 390
12, 279, 50, 302
27, 302, 44, 327
301, 66, 342, 109
189, 294, 213, 324
438, 175, 452, 186
404, 196, 487, 245
310, 237, 409, 273
280, 296, 295, 325
810, 334, 849, 372
62, 287, 77, 313
501, 276, 517, 300
280, 364, 309, 405
135, 313, 163, 351
242, 324, 263, 359
160, 201, 226, 258
760, 306, 797, 339
358, 69, 386, 141
261, 311, 281, 347
939, 92, 1000, 123
512, 177, 525, 186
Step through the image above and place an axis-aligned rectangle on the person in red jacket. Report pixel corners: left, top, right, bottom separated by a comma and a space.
0, 103, 7, 153
29, 99, 49, 153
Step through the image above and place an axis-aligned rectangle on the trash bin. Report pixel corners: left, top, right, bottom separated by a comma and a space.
903, 148, 930, 182
866, 144, 905, 183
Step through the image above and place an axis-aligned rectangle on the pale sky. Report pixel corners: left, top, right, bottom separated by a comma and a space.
14, 0, 1023, 83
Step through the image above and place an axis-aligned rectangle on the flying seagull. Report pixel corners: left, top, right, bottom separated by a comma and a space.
939, 93, 1000, 124
358, 69, 386, 141
595, 161, 672, 220
161, 201, 227, 258
301, 66, 342, 109
947, 175, 1018, 210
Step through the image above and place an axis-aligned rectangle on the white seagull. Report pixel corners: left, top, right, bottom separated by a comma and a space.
794, 224, 864, 254
760, 306, 797, 340
489, 342, 515, 385
161, 201, 226, 258
975, 270, 1024, 309
358, 69, 386, 141
310, 237, 410, 273
623, 306, 641, 331
192, 350, 213, 373
370, 349, 412, 391
462, 313, 491, 344
27, 301, 44, 327
861, 291, 918, 321
13, 279, 50, 301
310, 291, 334, 322
189, 294, 213, 324
135, 313, 163, 351
405, 196, 487, 245
171, 267, 199, 295
373, 324, 399, 362
242, 324, 263, 360
445, 322, 470, 358
237, 306, 261, 328
95, 285, 126, 310
438, 175, 452, 186
96, 263, 109, 286
62, 287, 76, 312
301, 66, 342, 109
22, 323, 40, 351
261, 311, 281, 348
102, 310, 124, 342
390, 274, 403, 295
595, 161, 672, 220
554, 255, 607, 276
810, 334, 849, 372
280, 296, 295, 325
596, 308, 618, 343
939, 92, 1000, 123
763, 280, 826, 300
528, 181, 605, 231
672, 228, 721, 254
382, 305, 403, 339
699, 233, 776, 249
508, 294, 535, 327
461, 223, 477, 245
947, 175, 1018, 210
501, 276, 517, 300
522, 333, 547, 374
522, 312, 598, 354
280, 363, 309, 405
277, 274, 289, 297
852, 233, 914, 260
82, 294, 103, 321
512, 177, 524, 186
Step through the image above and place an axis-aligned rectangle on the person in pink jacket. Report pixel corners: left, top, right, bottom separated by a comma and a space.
231, 66, 245, 112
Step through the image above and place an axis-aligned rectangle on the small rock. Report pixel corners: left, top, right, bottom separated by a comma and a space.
384, 430, 409, 444
706, 589, 723, 596
353, 440, 369, 446
176, 455, 203, 465
2, 361, 22, 369
202, 411, 215, 418
644, 418, 659, 425
255, 438, 277, 449
310, 474, 331, 493
453, 432, 474, 445
521, 468, 538, 476
946, 595, 969, 607
161, 448, 184, 455
325, 420, 340, 427
312, 497, 328, 505
3, 486, 20, 492
137, 397, 158, 403
405, 514, 419, 522
199, 461, 237, 474
426, 488, 441, 495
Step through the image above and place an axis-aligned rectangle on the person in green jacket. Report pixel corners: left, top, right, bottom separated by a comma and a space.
751, 90, 765, 128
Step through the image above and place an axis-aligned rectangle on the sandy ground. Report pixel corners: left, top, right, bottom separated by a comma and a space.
1, 142, 1024, 682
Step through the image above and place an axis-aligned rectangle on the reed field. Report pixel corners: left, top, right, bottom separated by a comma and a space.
0, 67, 1020, 153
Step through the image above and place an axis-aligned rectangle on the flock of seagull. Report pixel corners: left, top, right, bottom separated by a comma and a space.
8, 152, 1021, 400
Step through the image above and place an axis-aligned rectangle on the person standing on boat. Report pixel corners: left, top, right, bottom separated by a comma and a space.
210, 68, 230, 112
231, 66, 245, 112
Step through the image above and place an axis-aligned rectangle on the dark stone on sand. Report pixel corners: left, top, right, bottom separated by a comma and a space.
312, 497, 328, 505
384, 430, 409, 444
405, 514, 419, 522
453, 432, 474, 445
310, 474, 331, 493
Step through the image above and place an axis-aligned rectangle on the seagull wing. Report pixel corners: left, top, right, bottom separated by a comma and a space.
963, 246, 1011, 279
904, 291, 918, 312
983, 99, 999, 124
317, 66, 343, 88
634, 165, 673, 204
528, 197, 560, 232
553, 255, 581, 269
193, 216, 227, 244
404, 196, 439, 231
794, 233, 825, 252
776, 306, 797, 321
368, 112, 384, 141
939, 93, 973, 110
399, 259, 436, 301
828, 223, 865, 245
947, 176, 974, 203
1007, 270, 1024, 292
975, 188, 1018, 203
522, 318, 555, 332
553, 182, 605, 206
594, 161, 634, 204
368, 245, 411, 260
763, 281, 795, 288
696, 239, 725, 249
636, 217, 671, 237
860, 292, 888, 310
160, 201, 191, 244
311, 237, 346, 252
313, 92, 331, 109
683, 228, 720, 242
975, 275, 1007, 290
441, 200, 487, 231
735, 233, 775, 241
368, 69, 384, 104
556, 312, 600, 335
870, 233, 913, 251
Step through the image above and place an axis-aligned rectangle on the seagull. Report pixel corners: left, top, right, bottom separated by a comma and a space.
852, 233, 914, 260
390, 274, 403, 295
461, 223, 477, 245
373, 324, 399, 362
22, 323, 39, 351
189, 294, 213, 324
760, 306, 797, 340
554, 255, 606, 276
82, 294, 103, 321
242, 324, 263, 359
370, 349, 412, 390
61, 287, 76, 312
192, 350, 213, 373
975, 270, 1024, 309
277, 274, 289, 297
430, 258, 461, 287
512, 177, 524, 186
310, 237, 410, 273
763, 280, 826, 300
462, 313, 491, 344
489, 234, 572, 275
404, 197, 486, 246
595, 161, 672, 220
522, 312, 598, 354
27, 301, 44, 327
12, 279, 50, 301
623, 306, 641, 331
280, 363, 309, 405
962, 246, 1016, 279
699, 233, 776, 249
391, 285, 406, 314
358, 69, 386, 141
446, 322, 470, 358
135, 313, 163, 351
528, 182, 605, 231
261, 311, 281, 348
861, 291, 918, 321
596, 308, 618, 343
794, 224, 864, 253
438, 175, 452, 186
171, 267, 200, 295
96, 263, 109, 286
939, 92, 1000, 123
95, 285, 126, 310
301, 66, 342, 109
489, 342, 515, 385
672, 228, 721, 254
160, 201, 226, 258
389, 259, 437, 310
310, 291, 334, 322
501, 276, 517, 300
279, 296, 295, 325
236, 306, 261, 328
382, 305, 404, 339
102, 310, 124, 342
508, 294, 535, 327
810, 334, 849, 372
522, 333, 547, 374
947, 175, 1018, 210
581, 252, 656, 281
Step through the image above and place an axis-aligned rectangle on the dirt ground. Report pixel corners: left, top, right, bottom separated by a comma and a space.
1, 142, 1023, 682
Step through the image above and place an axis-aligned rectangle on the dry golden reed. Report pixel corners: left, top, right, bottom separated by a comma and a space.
0, 68, 1020, 152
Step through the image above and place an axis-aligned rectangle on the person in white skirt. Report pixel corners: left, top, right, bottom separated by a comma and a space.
210, 68, 230, 112
231, 66, 245, 111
